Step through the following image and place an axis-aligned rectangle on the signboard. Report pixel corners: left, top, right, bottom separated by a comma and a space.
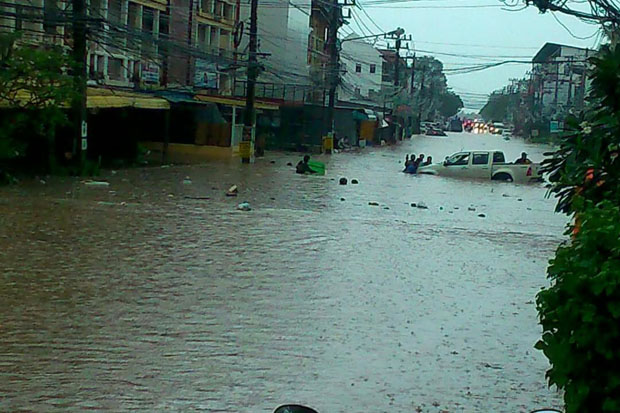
194, 59, 219, 89
142, 63, 160, 84
81, 121, 88, 138
550, 120, 562, 134
239, 126, 254, 160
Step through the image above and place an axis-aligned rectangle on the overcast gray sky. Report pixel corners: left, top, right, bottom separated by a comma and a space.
349, 0, 602, 110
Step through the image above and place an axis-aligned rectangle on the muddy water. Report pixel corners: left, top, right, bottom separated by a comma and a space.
0, 133, 565, 412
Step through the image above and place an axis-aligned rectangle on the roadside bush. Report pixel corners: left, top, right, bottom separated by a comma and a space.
0, 33, 75, 176
537, 45, 620, 412
536, 201, 620, 413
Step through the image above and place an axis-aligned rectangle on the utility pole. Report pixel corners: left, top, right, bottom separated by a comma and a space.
325, 0, 340, 155
324, 0, 353, 153
241, 0, 259, 163
383, 28, 408, 87
72, 0, 88, 171
417, 64, 425, 125
410, 53, 415, 95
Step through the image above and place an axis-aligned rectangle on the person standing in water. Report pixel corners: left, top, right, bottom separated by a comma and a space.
296, 155, 316, 174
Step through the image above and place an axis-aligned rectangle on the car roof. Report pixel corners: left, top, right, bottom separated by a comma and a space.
454, 150, 503, 153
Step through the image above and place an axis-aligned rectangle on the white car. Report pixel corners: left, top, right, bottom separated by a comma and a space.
417, 150, 542, 183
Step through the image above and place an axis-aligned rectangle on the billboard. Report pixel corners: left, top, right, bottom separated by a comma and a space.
194, 59, 219, 89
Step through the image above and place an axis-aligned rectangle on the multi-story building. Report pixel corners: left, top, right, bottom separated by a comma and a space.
191, 0, 239, 94
376, 49, 410, 110
531, 42, 591, 120
338, 32, 383, 105
235, 0, 319, 102
0, 0, 240, 93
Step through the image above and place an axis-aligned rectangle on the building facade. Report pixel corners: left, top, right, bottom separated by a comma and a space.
531, 43, 591, 120
338, 32, 383, 105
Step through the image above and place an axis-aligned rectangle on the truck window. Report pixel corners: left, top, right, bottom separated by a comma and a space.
445, 152, 469, 166
472, 153, 489, 165
492, 152, 505, 164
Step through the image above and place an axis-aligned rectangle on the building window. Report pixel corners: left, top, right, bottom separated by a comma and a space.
370, 64, 376, 74
44, 0, 60, 34
108, 58, 124, 81
355, 63, 361, 73
14, 5, 24, 31
159, 13, 170, 39
108, 0, 122, 25
355, 87, 361, 95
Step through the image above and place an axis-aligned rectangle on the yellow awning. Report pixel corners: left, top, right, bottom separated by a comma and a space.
0, 88, 170, 110
195, 94, 279, 111
87, 88, 170, 110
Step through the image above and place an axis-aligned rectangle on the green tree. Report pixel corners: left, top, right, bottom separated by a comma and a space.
536, 45, 620, 413
480, 93, 509, 122
439, 91, 463, 118
0, 33, 75, 178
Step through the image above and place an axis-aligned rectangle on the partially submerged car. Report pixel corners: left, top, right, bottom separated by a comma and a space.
417, 150, 542, 183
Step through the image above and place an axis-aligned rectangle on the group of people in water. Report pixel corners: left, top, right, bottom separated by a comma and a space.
403, 153, 433, 174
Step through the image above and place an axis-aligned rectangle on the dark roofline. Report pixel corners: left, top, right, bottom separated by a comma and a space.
532, 42, 589, 63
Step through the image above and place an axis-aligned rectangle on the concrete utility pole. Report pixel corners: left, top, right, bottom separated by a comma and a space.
394, 38, 401, 86
72, 0, 88, 170
417, 64, 425, 124
325, 0, 354, 154
383, 28, 408, 87
410, 53, 416, 95
325, 0, 340, 154
241, 0, 259, 163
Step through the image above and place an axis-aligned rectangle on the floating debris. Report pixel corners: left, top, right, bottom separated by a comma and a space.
237, 202, 251, 211
226, 185, 238, 197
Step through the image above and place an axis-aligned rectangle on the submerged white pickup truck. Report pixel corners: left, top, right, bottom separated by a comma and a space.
417, 150, 542, 183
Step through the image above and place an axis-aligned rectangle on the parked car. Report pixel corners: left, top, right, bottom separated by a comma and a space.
420, 121, 434, 134
417, 150, 542, 183
425, 127, 447, 137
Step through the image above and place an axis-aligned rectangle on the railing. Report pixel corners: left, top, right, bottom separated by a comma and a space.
233, 80, 329, 105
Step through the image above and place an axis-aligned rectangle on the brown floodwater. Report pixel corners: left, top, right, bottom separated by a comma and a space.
0, 132, 565, 412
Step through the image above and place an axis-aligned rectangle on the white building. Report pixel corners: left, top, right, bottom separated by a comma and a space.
238, 0, 312, 100
338, 32, 383, 105
531, 43, 591, 118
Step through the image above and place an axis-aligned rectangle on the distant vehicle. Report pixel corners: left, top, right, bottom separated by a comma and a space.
502, 129, 512, 140
448, 118, 463, 132
489, 122, 506, 135
420, 121, 434, 134
425, 127, 447, 137
417, 150, 542, 183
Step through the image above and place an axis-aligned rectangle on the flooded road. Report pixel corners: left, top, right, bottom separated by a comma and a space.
0, 132, 565, 412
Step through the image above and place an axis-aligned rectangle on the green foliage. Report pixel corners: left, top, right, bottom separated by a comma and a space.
541, 45, 620, 214
439, 91, 463, 118
480, 93, 510, 122
0, 33, 76, 174
536, 201, 620, 413
537, 45, 620, 413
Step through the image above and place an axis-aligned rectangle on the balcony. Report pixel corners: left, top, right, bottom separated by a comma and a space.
129, 0, 167, 11
196, 0, 236, 28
